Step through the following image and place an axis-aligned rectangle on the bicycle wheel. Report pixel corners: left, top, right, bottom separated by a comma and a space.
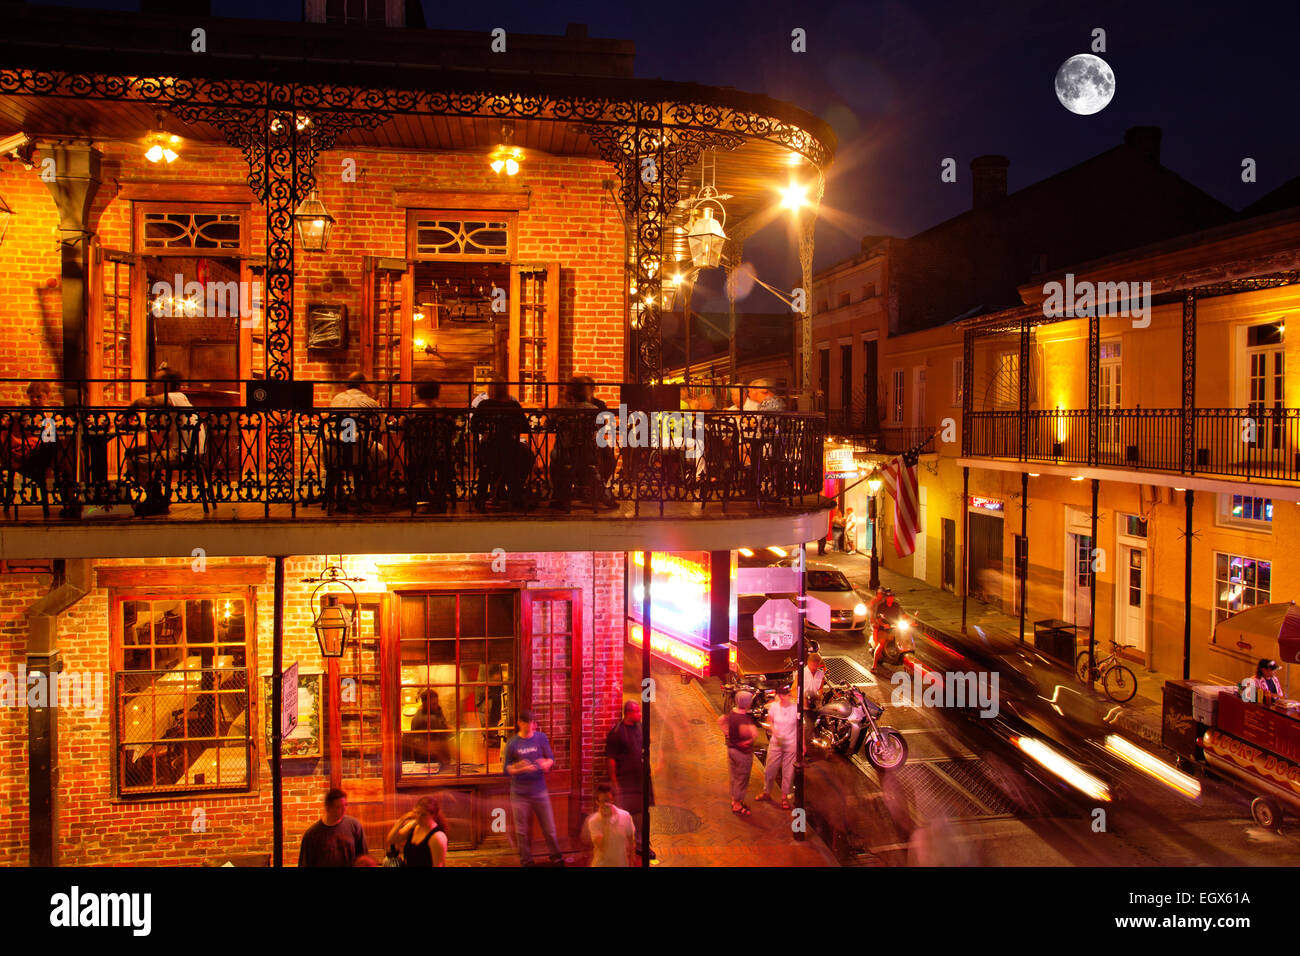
1075, 651, 1094, 683
1103, 663, 1138, 703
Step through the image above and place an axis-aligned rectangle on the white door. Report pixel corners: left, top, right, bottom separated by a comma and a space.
1117, 544, 1147, 652
1099, 342, 1121, 460
1065, 532, 1093, 628
1247, 344, 1284, 452
914, 485, 928, 582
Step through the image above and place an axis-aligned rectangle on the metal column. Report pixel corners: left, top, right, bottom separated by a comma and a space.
1088, 480, 1099, 683
640, 550, 652, 868
272, 555, 285, 867
1019, 470, 1028, 644
1183, 490, 1194, 680
960, 466, 969, 634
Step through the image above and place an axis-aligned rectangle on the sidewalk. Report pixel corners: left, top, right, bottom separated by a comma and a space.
808, 547, 1169, 746
630, 649, 839, 866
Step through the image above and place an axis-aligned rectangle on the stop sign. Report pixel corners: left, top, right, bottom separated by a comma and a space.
753, 598, 800, 651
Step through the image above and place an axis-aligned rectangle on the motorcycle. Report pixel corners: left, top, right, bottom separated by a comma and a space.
870, 613, 917, 667
810, 682, 909, 769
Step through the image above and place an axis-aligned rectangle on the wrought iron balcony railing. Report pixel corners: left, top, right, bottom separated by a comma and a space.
965, 408, 1300, 482
0, 404, 827, 520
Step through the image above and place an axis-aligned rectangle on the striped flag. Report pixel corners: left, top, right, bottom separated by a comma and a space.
883, 448, 921, 557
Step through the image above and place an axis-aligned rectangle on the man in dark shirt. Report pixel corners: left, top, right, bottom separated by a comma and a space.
472, 378, 532, 511
298, 788, 368, 867
605, 700, 653, 818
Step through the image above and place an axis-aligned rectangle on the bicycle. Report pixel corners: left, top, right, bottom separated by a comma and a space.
1076, 640, 1138, 703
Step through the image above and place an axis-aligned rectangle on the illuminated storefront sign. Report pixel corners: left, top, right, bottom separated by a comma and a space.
627, 550, 733, 677
969, 496, 1004, 513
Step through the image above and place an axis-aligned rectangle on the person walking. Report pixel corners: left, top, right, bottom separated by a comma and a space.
844, 506, 858, 554
298, 788, 368, 867
504, 710, 565, 865
384, 795, 448, 867
583, 783, 636, 867
719, 690, 760, 816
756, 683, 798, 810
604, 700, 652, 819
820, 505, 838, 556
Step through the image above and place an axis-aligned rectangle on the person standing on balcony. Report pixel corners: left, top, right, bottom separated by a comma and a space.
505, 710, 565, 866
472, 377, 531, 512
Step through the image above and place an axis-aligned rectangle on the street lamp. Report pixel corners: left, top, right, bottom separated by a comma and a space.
306, 563, 362, 658
867, 469, 884, 590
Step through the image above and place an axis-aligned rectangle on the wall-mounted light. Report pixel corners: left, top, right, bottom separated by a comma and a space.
490, 123, 523, 176
293, 191, 335, 252
780, 181, 810, 211
143, 125, 182, 164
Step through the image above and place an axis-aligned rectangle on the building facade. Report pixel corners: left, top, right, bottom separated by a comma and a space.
0, 5, 832, 865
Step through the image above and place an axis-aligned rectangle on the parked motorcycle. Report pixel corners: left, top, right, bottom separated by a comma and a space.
810, 682, 909, 769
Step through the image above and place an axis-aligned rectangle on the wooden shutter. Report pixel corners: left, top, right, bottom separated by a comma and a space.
508, 262, 560, 406
362, 256, 412, 406
88, 240, 145, 405
520, 588, 582, 832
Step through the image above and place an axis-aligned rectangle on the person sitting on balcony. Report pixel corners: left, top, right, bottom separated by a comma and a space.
550, 377, 615, 513
330, 371, 379, 409
747, 378, 786, 411
471, 377, 532, 512
125, 367, 196, 517
725, 387, 743, 412
407, 380, 454, 514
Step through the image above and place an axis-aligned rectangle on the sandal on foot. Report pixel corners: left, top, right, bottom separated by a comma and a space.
732, 803, 752, 816
754, 792, 772, 803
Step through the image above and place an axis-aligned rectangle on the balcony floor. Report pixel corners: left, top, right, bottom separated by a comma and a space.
0, 497, 831, 560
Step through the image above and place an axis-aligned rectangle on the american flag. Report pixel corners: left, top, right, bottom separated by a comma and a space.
883, 448, 920, 557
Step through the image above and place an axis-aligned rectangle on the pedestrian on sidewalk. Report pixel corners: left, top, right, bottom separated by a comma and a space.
298, 788, 368, 867
583, 783, 637, 867
605, 700, 653, 819
505, 710, 565, 865
383, 795, 448, 867
820, 506, 837, 556
832, 509, 846, 552
797, 652, 828, 710
756, 683, 797, 810
844, 507, 858, 554
720, 690, 760, 816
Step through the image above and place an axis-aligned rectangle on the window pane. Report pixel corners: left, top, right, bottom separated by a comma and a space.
460, 594, 486, 637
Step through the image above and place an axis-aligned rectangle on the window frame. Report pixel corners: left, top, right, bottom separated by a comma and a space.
406, 209, 518, 262
1215, 492, 1274, 532
891, 368, 905, 425
109, 584, 259, 800
1212, 551, 1272, 625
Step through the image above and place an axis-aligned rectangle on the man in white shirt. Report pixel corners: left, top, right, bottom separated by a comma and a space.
584, 783, 636, 867
330, 371, 379, 408
798, 652, 827, 709
756, 684, 798, 809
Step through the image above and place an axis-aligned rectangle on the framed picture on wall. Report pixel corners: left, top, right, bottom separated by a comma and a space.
307, 303, 347, 350
261, 669, 323, 758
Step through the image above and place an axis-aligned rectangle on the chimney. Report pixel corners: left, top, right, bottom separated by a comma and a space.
970, 155, 1009, 210
1124, 126, 1162, 164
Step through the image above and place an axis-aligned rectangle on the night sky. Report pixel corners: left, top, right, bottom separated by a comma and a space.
30, 0, 1300, 310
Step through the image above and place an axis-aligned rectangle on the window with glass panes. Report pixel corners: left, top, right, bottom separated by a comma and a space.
115, 594, 251, 795
1214, 553, 1271, 624
398, 592, 515, 779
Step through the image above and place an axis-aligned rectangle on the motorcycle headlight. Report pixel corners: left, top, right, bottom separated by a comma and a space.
897, 619, 910, 631
853, 602, 868, 617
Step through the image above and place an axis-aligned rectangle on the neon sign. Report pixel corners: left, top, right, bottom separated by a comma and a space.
628, 623, 710, 679
969, 496, 1004, 512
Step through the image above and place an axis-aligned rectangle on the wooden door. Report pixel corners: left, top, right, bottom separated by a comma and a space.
327, 597, 392, 815
521, 588, 583, 833
508, 262, 560, 407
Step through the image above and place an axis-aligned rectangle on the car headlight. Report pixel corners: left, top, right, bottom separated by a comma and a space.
853, 603, 868, 617
898, 619, 910, 631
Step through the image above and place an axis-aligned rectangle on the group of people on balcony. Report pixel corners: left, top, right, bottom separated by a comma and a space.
1, 368, 795, 518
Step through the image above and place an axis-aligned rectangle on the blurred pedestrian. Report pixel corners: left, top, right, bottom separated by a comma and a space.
583, 783, 636, 867
604, 700, 652, 820
298, 788, 368, 867
384, 795, 448, 867
505, 710, 565, 865
756, 683, 797, 810
719, 690, 760, 815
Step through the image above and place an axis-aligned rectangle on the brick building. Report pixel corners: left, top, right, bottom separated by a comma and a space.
0, 4, 832, 865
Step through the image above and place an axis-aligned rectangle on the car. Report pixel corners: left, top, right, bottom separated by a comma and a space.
771, 559, 871, 635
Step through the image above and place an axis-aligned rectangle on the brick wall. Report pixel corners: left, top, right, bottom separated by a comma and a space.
0, 550, 624, 866
0, 142, 626, 403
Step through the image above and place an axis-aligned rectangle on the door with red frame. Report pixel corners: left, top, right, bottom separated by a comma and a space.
521, 588, 583, 835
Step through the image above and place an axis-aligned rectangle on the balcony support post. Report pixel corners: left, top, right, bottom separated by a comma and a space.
1087, 309, 1100, 467
1019, 470, 1028, 644
960, 465, 969, 635
1088, 478, 1099, 682
1183, 489, 1194, 680
640, 550, 652, 868
1181, 291, 1197, 474
961, 329, 974, 455
1018, 315, 1030, 460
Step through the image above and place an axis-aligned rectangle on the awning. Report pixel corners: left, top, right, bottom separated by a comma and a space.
1213, 602, 1300, 664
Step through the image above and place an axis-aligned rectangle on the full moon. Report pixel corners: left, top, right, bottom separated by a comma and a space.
1055, 53, 1115, 115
